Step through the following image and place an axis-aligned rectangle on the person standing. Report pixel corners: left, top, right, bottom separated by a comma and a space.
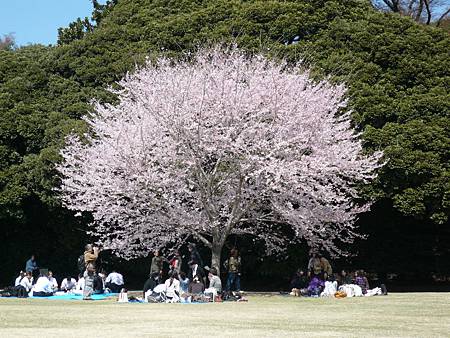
224, 249, 241, 292
319, 254, 333, 280
187, 243, 203, 268
84, 244, 100, 268
83, 263, 96, 300
149, 249, 166, 283
25, 255, 39, 282
169, 250, 182, 275
307, 252, 322, 278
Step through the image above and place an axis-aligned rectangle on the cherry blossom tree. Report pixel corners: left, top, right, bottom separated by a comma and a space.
57, 47, 383, 271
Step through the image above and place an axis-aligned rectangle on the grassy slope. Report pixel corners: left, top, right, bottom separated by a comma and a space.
0, 293, 449, 337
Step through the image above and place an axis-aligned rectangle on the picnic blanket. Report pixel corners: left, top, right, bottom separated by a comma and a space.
29, 293, 118, 301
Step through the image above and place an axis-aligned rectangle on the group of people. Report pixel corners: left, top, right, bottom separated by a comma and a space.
5, 247, 125, 299
5, 244, 242, 303
4, 247, 388, 302
142, 245, 242, 303
79, 244, 126, 299
289, 252, 387, 298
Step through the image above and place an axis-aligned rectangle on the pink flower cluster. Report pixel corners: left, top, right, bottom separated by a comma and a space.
57, 47, 383, 260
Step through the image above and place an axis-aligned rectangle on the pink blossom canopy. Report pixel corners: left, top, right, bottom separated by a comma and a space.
57, 47, 383, 259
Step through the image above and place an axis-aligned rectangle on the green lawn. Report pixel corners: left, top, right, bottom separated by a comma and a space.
0, 293, 449, 337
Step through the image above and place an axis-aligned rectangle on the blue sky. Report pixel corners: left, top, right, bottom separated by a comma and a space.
0, 0, 103, 46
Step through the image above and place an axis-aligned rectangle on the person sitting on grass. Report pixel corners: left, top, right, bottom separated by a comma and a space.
13, 272, 33, 298
32, 272, 54, 297
307, 276, 325, 297
48, 270, 58, 291
14, 271, 25, 286
354, 270, 370, 295
204, 268, 222, 300
337, 270, 352, 286
60, 276, 77, 292
188, 275, 205, 298
105, 270, 124, 293
179, 271, 190, 294
164, 271, 180, 303
143, 272, 159, 300
76, 274, 85, 291
290, 269, 308, 296
93, 273, 105, 294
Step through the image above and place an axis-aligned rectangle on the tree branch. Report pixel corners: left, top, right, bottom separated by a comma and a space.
436, 7, 450, 26
423, 0, 432, 24
415, 0, 425, 21
195, 233, 212, 248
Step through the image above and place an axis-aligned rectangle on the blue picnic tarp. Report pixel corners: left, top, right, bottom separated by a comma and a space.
29, 293, 118, 301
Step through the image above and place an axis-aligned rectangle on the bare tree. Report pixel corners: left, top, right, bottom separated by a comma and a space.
0, 33, 15, 51
372, 0, 449, 25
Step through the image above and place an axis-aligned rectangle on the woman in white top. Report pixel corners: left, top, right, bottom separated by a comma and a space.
164, 272, 180, 302
76, 275, 85, 290
15, 271, 25, 286
20, 272, 33, 292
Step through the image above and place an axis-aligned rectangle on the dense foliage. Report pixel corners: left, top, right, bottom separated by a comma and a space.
0, 0, 448, 285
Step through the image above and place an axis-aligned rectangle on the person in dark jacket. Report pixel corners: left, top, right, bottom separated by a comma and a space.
149, 250, 166, 283
337, 270, 352, 285
25, 255, 39, 283
188, 275, 205, 295
188, 260, 205, 284
187, 243, 203, 268
290, 269, 308, 289
143, 272, 159, 299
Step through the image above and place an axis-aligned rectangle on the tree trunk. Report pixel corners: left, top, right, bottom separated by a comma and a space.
211, 240, 223, 275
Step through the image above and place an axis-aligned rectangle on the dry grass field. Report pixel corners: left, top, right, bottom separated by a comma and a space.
0, 293, 449, 337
